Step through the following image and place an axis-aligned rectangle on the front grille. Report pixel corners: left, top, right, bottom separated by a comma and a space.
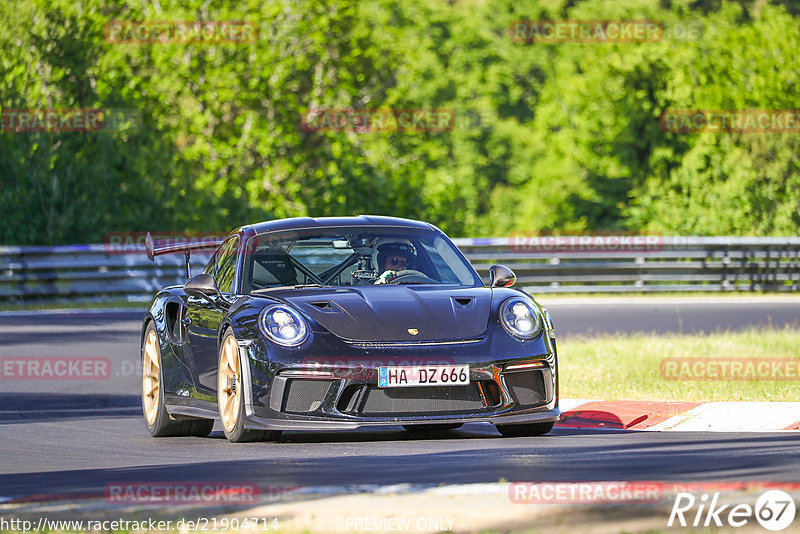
360, 384, 484, 415
282, 379, 335, 413
504, 371, 547, 407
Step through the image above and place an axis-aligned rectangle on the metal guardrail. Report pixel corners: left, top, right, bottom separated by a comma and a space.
0, 244, 212, 303
452, 236, 800, 294
1, 237, 799, 302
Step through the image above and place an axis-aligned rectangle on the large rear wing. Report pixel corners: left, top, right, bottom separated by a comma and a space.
145, 231, 225, 279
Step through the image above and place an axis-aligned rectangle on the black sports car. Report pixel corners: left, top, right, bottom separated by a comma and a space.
141, 216, 559, 442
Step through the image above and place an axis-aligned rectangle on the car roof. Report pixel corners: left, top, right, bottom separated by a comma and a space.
245, 215, 439, 236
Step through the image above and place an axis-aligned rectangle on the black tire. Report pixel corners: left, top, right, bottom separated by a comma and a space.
142, 322, 214, 437
218, 328, 282, 443
495, 421, 555, 437
403, 423, 463, 433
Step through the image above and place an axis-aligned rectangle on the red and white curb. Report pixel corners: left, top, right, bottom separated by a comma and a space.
558, 400, 800, 431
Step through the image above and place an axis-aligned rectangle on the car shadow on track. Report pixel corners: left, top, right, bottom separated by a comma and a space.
3, 432, 799, 513
0, 393, 141, 424
227, 425, 642, 444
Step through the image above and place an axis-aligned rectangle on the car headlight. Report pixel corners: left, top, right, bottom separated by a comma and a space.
500, 297, 543, 339
259, 305, 309, 346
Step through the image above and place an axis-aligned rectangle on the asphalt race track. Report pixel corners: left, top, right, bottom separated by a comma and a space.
1, 297, 799, 505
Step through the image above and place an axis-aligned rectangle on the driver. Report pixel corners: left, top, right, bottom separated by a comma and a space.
374, 242, 417, 284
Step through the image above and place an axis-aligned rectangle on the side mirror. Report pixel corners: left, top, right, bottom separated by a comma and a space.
184, 273, 221, 300
489, 265, 516, 288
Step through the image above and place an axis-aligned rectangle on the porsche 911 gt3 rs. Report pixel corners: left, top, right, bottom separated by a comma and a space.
141, 216, 559, 442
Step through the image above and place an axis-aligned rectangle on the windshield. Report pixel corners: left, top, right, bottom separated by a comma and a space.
241, 227, 482, 292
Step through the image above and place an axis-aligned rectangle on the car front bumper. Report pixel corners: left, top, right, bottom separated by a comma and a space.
237, 331, 560, 431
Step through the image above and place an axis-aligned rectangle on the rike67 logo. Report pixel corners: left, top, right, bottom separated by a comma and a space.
669, 490, 796, 531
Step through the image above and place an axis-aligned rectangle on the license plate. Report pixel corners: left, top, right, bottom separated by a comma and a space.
378, 365, 470, 387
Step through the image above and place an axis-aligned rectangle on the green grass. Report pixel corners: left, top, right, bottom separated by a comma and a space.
559, 327, 800, 401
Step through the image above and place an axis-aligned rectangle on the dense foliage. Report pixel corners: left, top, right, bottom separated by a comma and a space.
1, 0, 799, 244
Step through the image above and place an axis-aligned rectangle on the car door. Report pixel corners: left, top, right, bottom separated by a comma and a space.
186, 236, 240, 396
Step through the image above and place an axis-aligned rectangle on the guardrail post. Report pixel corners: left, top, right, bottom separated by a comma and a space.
720, 246, 730, 292
746, 246, 756, 292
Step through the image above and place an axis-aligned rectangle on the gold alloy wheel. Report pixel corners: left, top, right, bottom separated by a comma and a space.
142, 329, 160, 425
218, 335, 242, 433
